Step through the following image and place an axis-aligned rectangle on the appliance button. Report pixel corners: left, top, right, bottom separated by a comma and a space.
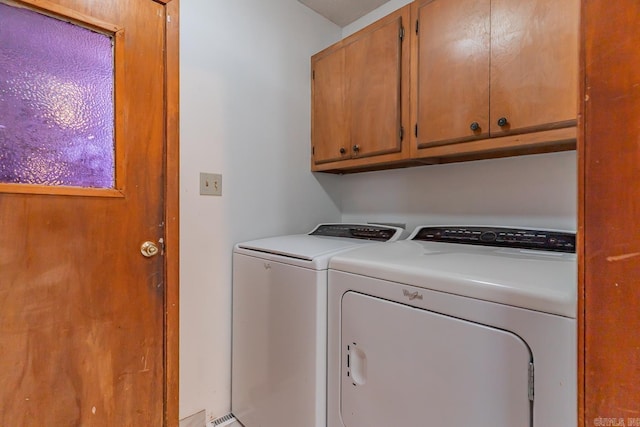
480, 231, 497, 242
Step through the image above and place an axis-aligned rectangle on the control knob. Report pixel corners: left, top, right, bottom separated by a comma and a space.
480, 231, 497, 242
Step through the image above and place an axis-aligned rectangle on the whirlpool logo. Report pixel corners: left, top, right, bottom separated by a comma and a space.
403, 289, 423, 301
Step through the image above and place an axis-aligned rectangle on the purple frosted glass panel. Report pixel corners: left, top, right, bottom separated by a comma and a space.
0, 3, 114, 188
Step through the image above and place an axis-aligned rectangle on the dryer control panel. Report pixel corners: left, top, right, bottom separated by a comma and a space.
309, 224, 401, 242
412, 226, 576, 253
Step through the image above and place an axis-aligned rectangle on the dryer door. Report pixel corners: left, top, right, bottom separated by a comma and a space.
341, 292, 532, 427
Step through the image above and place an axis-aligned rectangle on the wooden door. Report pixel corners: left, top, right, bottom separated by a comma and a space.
580, 0, 640, 424
345, 8, 406, 159
0, 0, 174, 425
490, 0, 579, 136
413, 0, 490, 148
312, 47, 349, 165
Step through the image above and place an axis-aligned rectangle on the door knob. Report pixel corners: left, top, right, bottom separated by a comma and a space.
497, 117, 509, 127
140, 241, 160, 258
470, 122, 480, 131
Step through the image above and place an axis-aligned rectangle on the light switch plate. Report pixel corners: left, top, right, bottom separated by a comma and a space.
200, 172, 222, 196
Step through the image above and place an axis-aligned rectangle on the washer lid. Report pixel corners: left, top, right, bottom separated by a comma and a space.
329, 239, 577, 318
234, 223, 403, 269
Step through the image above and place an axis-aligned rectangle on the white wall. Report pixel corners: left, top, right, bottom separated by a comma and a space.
180, 1, 342, 420
341, 151, 577, 233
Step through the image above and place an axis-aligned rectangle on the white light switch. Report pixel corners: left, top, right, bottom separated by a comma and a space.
200, 172, 222, 196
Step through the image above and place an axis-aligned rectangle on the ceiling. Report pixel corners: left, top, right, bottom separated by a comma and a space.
298, 0, 391, 27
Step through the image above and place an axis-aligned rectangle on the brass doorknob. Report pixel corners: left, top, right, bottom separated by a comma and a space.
140, 241, 159, 258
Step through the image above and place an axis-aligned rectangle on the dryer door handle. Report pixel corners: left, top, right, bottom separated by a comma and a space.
348, 344, 368, 386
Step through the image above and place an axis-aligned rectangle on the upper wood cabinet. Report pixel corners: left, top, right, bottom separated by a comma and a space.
411, 0, 579, 157
310, 0, 579, 173
311, 6, 411, 171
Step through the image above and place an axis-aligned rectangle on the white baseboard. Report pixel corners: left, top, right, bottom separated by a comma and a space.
180, 409, 206, 427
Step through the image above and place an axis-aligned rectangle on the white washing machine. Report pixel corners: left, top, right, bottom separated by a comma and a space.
231, 223, 403, 427
327, 226, 577, 427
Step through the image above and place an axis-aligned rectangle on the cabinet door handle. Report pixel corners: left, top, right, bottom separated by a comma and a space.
340, 147, 346, 154
470, 122, 480, 131
353, 145, 360, 153
497, 117, 509, 127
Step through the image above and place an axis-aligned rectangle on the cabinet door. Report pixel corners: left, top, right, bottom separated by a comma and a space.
414, 0, 491, 148
490, 0, 579, 135
312, 48, 349, 164
346, 13, 405, 159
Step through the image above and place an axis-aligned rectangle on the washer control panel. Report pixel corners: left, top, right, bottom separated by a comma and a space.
309, 224, 400, 242
412, 226, 576, 253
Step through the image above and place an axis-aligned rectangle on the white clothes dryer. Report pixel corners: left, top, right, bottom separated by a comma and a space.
327, 226, 577, 427
232, 223, 402, 427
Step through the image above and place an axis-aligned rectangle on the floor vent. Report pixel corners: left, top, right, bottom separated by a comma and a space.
211, 413, 238, 426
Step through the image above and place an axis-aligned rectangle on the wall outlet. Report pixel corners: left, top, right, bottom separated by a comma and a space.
200, 172, 222, 196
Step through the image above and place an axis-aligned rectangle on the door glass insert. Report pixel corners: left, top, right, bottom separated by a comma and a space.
0, 2, 115, 188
